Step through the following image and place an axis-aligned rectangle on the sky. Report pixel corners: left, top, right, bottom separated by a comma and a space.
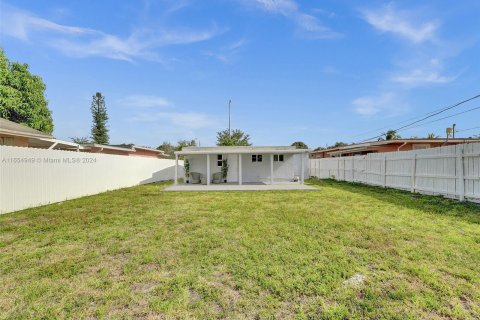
1, 0, 480, 148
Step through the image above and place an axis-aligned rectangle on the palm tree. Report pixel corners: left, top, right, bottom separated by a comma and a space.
385, 130, 401, 140
426, 133, 439, 139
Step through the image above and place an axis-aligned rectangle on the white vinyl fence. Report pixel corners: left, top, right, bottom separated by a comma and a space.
0, 145, 183, 214
310, 142, 480, 202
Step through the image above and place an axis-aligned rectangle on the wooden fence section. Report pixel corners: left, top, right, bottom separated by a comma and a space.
310, 142, 480, 202
0, 146, 182, 214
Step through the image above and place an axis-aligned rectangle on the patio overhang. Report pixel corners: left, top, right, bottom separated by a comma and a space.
173, 146, 311, 186
175, 146, 311, 156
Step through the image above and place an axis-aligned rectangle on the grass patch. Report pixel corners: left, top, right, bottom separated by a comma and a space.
0, 179, 479, 319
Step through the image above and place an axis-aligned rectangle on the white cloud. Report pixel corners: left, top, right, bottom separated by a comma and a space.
353, 93, 408, 117
244, 0, 340, 39
117, 95, 172, 108
391, 58, 456, 86
391, 69, 452, 85
0, 3, 221, 62
204, 38, 248, 63
361, 4, 438, 44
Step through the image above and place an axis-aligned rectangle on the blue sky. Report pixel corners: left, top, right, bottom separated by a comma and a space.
1, 0, 480, 148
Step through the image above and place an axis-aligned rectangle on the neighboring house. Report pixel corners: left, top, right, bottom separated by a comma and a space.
311, 138, 480, 158
0, 117, 79, 150
81, 143, 164, 158
174, 146, 310, 185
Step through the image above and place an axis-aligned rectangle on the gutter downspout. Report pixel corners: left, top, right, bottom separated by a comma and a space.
397, 142, 407, 151
48, 142, 59, 150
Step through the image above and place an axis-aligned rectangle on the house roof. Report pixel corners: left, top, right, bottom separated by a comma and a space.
80, 143, 134, 152
176, 146, 311, 155
312, 138, 480, 155
110, 144, 164, 154
0, 118, 53, 139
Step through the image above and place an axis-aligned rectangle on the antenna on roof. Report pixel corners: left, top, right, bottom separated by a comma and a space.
228, 99, 232, 137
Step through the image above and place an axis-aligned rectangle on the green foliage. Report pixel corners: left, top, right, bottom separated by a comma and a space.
384, 129, 401, 140
216, 128, 251, 146
291, 141, 309, 149
70, 137, 90, 144
157, 140, 196, 159
184, 159, 190, 178
1, 181, 479, 318
315, 141, 349, 151
157, 141, 175, 155
176, 139, 196, 151
426, 133, 439, 139
90, 92, 109, 144
0, 48, 53, 134
221, 159, 229, 179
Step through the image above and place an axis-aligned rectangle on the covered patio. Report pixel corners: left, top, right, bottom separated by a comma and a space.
165, 182, 318, 191
173, 146, 311, 186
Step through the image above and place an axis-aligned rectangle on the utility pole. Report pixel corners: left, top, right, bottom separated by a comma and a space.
452, 123, 456, 139
228, 99, 232, 137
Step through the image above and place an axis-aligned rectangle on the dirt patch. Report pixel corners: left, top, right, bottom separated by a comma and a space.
189, 288, 201, 304
343, 273, 366, 287
209, 271, 242, 306
132, 282, 157, 294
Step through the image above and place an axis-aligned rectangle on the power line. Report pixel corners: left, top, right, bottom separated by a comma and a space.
359, 93, 480, 142
455, 125, 480, 133
395, 105, 480, 132
349, 104, 467, 139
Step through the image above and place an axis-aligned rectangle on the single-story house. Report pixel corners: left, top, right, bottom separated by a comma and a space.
311, 138, 480, 158
174, 146, 311, 185
80, 143, 164, 158
0, 117, 80, 150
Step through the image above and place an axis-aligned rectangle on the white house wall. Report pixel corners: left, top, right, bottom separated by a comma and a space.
186, 153, 306, 183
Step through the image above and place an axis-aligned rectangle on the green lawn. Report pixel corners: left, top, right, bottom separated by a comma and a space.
1, 180, 479, 319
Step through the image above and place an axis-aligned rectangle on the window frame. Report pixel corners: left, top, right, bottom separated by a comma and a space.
251, 154, 263, 163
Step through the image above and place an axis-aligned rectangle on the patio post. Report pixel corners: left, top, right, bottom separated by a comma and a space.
300, 153, 304, 184
238, 153, 242, 185
206, 154, 210, 185
174, 154, 178, 184
270, 154, 274, 184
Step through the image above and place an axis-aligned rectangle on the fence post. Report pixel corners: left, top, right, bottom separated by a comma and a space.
352, 156, 355, 182
456, 145, 465, 201
337, 158, 340, 180
411, 153, 416, 193
383, 153, 387, 188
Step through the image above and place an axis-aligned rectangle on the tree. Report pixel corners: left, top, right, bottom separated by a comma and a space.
314, 142, 348, 150
426, 133, 439, 139
70, 137, 90, 144
0, 48, 53, 134
90, 92, 109, 144
216, 129, 251, 146
176, 139, 197, 151
157, 141, 175, 155
291, 141, 308, 149
384, 130, 401, 140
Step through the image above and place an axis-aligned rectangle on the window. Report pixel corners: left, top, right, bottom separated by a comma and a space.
273, 154, 284, 162
251, 154, 263, 162
0, 137, 14, 146
217, 154, 223, 167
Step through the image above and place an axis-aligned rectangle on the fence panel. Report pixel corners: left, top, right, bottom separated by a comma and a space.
310, 142, 480, 202
0, 146, 182, 214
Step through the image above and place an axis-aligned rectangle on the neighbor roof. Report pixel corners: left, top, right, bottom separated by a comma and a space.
0, 118, 53, 139
312, 138, 480, 154
176, 146, 311, 155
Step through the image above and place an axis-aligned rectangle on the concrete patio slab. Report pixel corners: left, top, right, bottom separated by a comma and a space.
164, 183, 318, 192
